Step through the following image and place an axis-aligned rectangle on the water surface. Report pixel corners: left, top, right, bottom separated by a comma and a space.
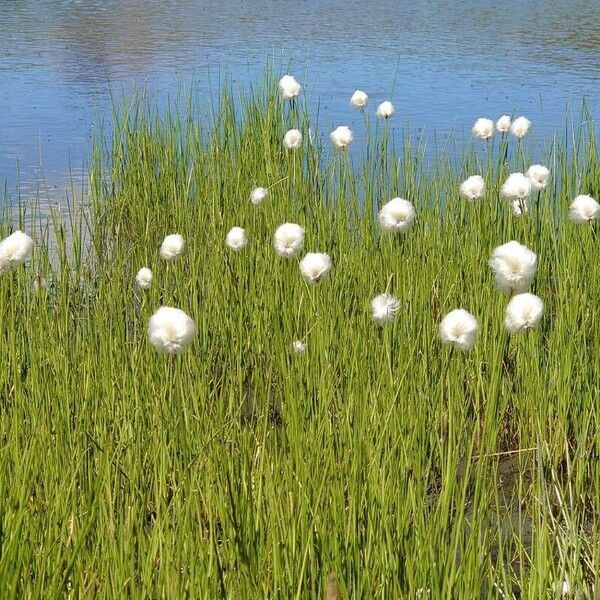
1, 0, 599, 197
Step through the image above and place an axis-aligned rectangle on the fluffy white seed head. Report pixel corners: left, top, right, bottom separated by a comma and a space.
439, 309, 478, 351
136, 267, 153, 289
472, 118, 494, 140
283, 129, 303, 150
226, 227, 247, 252
376, 101, 395, 119
159, 233, 185, 261
0, 230, 34, 274
459, 175, 485, 201
569, 194, 600, 224
371, 293, 400, 325
504, 293, 543, 334
274, 223, 305, 258
293, 340, 306, 354
512, 199, 529, 216
378, 198, 416, 233
147, 306, 196, 354
511, 116, 531, 138
526, 164, 550, 191
496, 115, 512, 133
250, 187, 268, 206
278, 74, 301, 100
489, 241, 537, 293
299, 252, 332, 283
501, 172, 532, 202
330, 125, 353, 149
350, 89, 368, 109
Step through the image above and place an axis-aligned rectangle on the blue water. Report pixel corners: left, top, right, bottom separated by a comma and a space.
1, 0, 599, 197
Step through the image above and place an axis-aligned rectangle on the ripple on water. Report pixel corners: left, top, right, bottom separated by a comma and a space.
0, 0, 599, 197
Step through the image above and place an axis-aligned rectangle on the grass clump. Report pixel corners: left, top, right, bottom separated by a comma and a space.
1, 79, 599, 598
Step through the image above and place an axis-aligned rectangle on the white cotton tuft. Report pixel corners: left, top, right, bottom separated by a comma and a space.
293, 340, 306, 354
159, 233, 185, 261
278, 74, 301, 100
147, 306, 196, 354
376, 101, 395, 119
489, 241, 537, 293
512, 199, 529, 216
0, 230, 34, 274
274, 223, 305, 258
511, 116, 531, 138
283, 129, 303, 150
250, 187, 269, 206
371, 293, 400, 325
526, 164, 550, 191
439, 309, 478, 351
504, 293, 543, 334
459, 175, 485, 201
226, 227, 247, 252
299, 253, 332, 284
501, 172, 532, 202
378, 198, 416, 233
350, 89, 368, 109
472, 118, 494, 140
330, 125, 353, 149
569, 194, 600, 224
136, 267, 153, 289
496, 115, 512, 133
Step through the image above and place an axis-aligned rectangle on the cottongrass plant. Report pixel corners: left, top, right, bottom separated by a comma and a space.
438, 309, 478, 351
526, 164, 550, 191
147, 306, 196, 353
459, 175, 485, 201
504, 293, 544, 333
501, 172, 532, 203
135, 267, 153, 289
378, 197, 416, 232
371, 293, 400, 325
0, 229, 34, 274
496, 115, 512, 133
330, 125, 353, 149
292, 339, 306, 354
568, 194, 600, 223
501, 172, 532, 215
250, 186, 269, 205
225, 227, 248, 251
278, 74, 301, 100
376, 100, 395, 118
274, 223, 305, 257
511, 116, 531, 138
472, 117, 494, 140
159, 233, 185, 260
350, 89, 368, 109
3, 78, 600, 599
489, 241, 537, 293
299, 253, 332, 283
283, 128, 303, 149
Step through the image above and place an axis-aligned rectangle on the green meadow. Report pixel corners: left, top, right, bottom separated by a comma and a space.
1, 78, 599, 598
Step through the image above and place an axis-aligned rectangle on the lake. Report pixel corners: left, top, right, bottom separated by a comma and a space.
1, 0, 600, 199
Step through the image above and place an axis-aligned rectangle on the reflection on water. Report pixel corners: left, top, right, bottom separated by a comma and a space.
0, 0, 599, 199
